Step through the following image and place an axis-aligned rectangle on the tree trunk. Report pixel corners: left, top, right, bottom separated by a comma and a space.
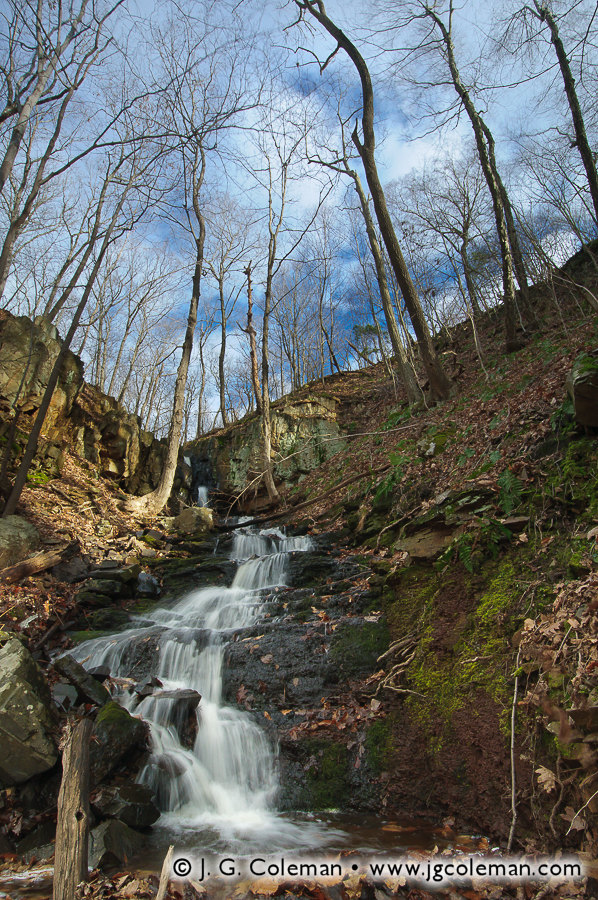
351, 169, 423, 403
53, 718, 92, 900
261, 272, 279, 503
535, 2, 598, 225
124, 229, 205, 517
424, 6, 524, 351
243, 263, 263, 416
295, 1, 453, 399
218, 278, 229, 427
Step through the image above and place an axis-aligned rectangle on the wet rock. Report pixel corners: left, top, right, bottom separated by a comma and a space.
90, 564, 141, 584
16, 821, 56, 863
286, 552, 339, 588
133, 676, 163, 698
136, 571, 160, 597
0, 638, 58, 786
567, 349, 598, 428
0, 516, 40, 568
52, 554, 89, 583
88, 666, 111, 681
168, 506, 214, 536
326, 618, 390, 682
51, 682, 79, 712
84, 578, 132, 599
89, 701, 148, 784
88, 818, 144, 870
147, 689, 201, 749
223, 623, 328, 710
91, 783, 160, 828
53, 655, 111, 707
87, 607, 131, 631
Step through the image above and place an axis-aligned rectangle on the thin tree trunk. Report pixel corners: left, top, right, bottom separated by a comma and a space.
243, 263, 262, 415
425, 5, 524, 351
534, 1, 598, 224
296, 1, 452, 399
351, 170, 423, 403
218, 277, 229, 426
125, 231, 204, 515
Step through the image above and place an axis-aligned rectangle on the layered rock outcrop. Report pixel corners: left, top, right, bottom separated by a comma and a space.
0, 311, 192, 500
188, 394, 346, 504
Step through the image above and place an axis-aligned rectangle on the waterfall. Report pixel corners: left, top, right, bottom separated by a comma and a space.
70, 526, 319, 846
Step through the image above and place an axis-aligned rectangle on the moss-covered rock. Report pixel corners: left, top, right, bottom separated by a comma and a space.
566, 349, 598, 428
90, 700, 148, 784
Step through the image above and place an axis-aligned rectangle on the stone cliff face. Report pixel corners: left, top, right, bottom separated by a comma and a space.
188, 395, 346, 507
0, 311, 192, 501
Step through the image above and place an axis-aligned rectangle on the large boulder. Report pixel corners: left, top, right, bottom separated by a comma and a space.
0, 638, 58, 785
98, 409, 141, 479
168, 506, 213, 536
0, 516, 39, 568
89, 700, 148, 784
567, 350, 598, 428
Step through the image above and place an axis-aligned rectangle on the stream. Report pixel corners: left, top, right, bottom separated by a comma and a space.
68, 521, 471, 874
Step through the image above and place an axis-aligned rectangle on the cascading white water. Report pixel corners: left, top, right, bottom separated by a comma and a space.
71, 526, 316, 846
196, 485, 209, 506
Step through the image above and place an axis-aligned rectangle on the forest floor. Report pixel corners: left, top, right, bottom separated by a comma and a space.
1, 272, 598, 898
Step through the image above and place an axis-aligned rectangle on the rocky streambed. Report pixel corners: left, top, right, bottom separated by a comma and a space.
2, 506, 518, 897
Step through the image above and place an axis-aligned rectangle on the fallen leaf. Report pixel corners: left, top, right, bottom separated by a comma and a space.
536, 765, 557, 793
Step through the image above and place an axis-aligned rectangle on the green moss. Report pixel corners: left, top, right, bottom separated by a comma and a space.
328, 620, 390, 678
67, 629, 105, 643
26, 469, 52, 485
304, 739, 349, 809
365, 719, 392, 774
402, 560, 520, 741
541, 437, 598, 519
96, 700, 132, 727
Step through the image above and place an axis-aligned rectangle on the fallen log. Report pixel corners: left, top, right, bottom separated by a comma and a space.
0, 541, 78, 584
216, 462, 392, 531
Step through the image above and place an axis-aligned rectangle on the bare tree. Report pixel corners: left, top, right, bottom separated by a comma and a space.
124, 5, 258, 517
506, 0, 598, 226
205, 195, 258, 426
0, 0, 125, 194
408, 0, 531, 350
291, 0, 454, 399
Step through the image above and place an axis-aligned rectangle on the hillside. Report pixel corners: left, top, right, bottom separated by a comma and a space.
0, 251, 597, 899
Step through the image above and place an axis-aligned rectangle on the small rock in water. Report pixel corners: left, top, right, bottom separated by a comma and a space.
136, 571, 160, 597
88, 666, 111, 682
133, 676, 163, 698
88, 819, 144, 870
